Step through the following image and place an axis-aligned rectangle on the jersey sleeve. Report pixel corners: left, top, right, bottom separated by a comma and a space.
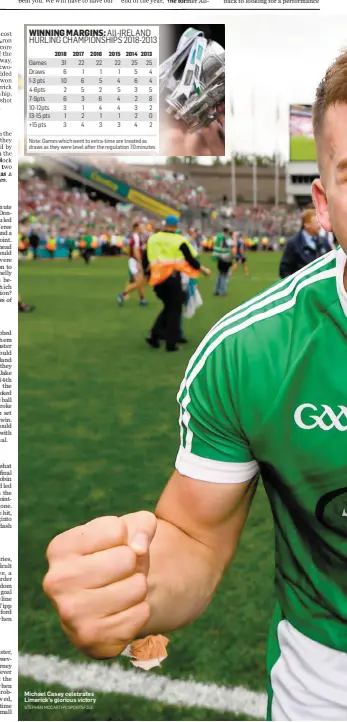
176, 335, 259, 484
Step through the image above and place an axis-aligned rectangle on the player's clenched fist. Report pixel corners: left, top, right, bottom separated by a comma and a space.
43, 512, 157, 659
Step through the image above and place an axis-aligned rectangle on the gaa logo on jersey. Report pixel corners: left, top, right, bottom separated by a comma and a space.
315, 487, 347, 536
294, 404, 347, 431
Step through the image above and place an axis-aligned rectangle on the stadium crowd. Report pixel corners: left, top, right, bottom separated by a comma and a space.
19, 165, 307, 257
85, 158, 305, 235
218, 203, 303, 236
90, 157, 211, 210
18, 174, 145, 254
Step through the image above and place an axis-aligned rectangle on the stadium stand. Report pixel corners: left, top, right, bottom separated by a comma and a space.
19, 163, 304, 259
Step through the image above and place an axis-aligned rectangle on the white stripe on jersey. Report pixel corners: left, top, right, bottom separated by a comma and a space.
182, 251, 336, 386
180, 267, 336, 454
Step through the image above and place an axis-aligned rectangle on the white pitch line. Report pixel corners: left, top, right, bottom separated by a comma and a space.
19, 653, 267, 719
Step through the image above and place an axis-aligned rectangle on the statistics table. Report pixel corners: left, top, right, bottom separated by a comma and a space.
25, 25, 159, 154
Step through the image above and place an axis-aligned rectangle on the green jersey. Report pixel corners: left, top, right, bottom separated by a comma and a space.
84, 235, 93, 248
177, 249, 347, 654
212, 232, 232, 260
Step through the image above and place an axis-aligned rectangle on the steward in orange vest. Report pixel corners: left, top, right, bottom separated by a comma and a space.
144, 216, 210, 352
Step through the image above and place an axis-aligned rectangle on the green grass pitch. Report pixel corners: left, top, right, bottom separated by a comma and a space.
19, 252, 280, 720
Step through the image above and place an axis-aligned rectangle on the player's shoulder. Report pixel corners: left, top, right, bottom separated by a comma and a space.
230, 250, 337, 341
187, 251, 338, 378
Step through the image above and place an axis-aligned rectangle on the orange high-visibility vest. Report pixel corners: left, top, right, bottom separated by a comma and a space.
147, 231, 200, 287
46, 238, 56, 251
18, 235, 26, 251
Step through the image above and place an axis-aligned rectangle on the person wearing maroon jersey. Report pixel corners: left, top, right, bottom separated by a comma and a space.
117, 222, 148, 307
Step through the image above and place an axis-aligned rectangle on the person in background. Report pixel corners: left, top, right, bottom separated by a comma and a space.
232, 232, 250, 278
252, 235, 259, 251
261, 235, 269, 251
65, 235, 76, 261
80, 232, 94, 265
279, 208, 329, 278
177, 227, 194, 344
46, 234, 56, 260
144, 216, 211, 352
188, 228, 200, 254
18, 230, 28, 257
56, 231, 66, 254
212, 226, 233, 296
116, 234, 124, 255
117, 222, 148, 307
110, 233, 118, 256
91, 235, 98, 257
28, 228, 40, 260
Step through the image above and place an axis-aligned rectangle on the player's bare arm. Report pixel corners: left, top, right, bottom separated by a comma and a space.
133, 245, 143, 266
143, 470, 258, 634
43, 470, 257, 659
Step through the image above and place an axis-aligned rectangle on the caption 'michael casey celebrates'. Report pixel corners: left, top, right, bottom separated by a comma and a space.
43, 51, 347, 722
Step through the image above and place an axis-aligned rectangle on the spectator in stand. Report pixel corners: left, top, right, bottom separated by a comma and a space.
18, 175, 175, 253
84, 158, 213, 211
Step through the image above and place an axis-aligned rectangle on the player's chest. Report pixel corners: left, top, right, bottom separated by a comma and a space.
250, 324, 347, 494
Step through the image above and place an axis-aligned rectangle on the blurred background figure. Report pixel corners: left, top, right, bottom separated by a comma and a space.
144, 215, 210, 352
28, 227, 40, 260
79, 232, 96, 265
279, 208, 330, 278
65, 234, 76, 261
232, 231, 250, 278
46, 233, 56, 260
212, 226, 233, 296
117, 221, 148, 307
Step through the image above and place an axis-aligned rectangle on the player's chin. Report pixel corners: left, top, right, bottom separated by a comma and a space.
330, 220, 345, 252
